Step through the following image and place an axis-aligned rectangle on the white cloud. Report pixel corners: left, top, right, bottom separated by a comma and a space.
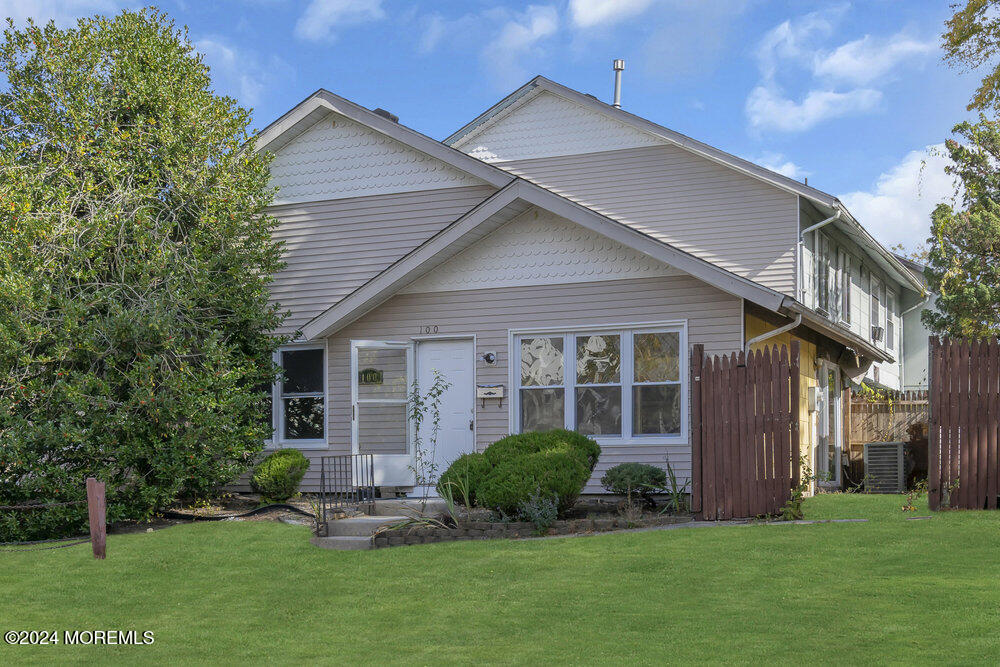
813, 33, 937, 85
840, 145, 957, 251
196, 37, 292, 108
0, 0, 119, 26
746, 85, 882, 132
747, 8, 933, 133
294, 0, 384, 42
569, 0, 654, 29
755, 9, 841, 81
483, 5, 558, 89
752, 152, 808, 179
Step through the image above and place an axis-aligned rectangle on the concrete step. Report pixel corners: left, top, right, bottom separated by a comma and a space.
370, 498, 448, 516
310, 535, 373, 551
325, 515, 410, 537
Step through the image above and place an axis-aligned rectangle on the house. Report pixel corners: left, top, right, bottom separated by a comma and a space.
254, 75, 925, 496
894, 253, 934, 390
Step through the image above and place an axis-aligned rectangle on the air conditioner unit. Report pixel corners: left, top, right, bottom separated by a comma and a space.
864, 442, 905, 493
871, 326, 884, 342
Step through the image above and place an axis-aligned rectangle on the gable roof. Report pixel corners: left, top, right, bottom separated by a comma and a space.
446, 76, 923, 294
300, 178, 791, 340
299, 175, 895, 364
254, 88, 514, 190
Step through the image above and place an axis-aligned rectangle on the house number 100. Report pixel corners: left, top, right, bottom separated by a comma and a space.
420, 325, 440, 334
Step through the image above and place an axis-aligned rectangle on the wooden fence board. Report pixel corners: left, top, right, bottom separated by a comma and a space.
691, 344, 797, 519
929, 337, 941, 510
691, 345, 704, 514
929, 337, 1000, 510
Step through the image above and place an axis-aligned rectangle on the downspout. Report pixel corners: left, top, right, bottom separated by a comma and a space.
745, 313, 802, 355
798, 210, 842, 304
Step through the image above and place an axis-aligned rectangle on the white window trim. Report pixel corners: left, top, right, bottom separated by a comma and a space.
507, 320, 689, 446
268, 340, 329, 450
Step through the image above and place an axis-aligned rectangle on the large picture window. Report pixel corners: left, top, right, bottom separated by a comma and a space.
515, 325, 685, 442
276, 346, 326, 445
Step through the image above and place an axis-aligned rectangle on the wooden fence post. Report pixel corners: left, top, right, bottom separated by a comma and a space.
86, 477, 106, 560
928, 336, 940, 510
691, 344, 704, 516
790, 340, 801, 489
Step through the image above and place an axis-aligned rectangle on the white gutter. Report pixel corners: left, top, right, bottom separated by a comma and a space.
901, 295, 930, 316
745, 314, 802, 355
801, 210, 842, 239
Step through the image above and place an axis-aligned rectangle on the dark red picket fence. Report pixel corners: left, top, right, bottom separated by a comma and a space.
928, 337, 1000, 510
691, 342, 800, 520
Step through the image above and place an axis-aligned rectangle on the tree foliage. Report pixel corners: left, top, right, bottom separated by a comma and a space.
0, 10, 287, 539
943, 0, 1000, 115
924, 119, 1000, 337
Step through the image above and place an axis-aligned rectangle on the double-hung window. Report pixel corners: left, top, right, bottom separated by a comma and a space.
515, 325, 684, 442
886, 290, 897, 352
275, 346, 326, 447
870, 275, 884, 347
838, 248, 851, 325
816, 234, 830, 315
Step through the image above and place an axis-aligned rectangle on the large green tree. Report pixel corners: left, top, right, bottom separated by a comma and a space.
924, 119, 1000, 337
944, 0, 1000, 115
0, 10, 286, 539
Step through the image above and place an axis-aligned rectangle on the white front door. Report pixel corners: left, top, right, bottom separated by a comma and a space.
413, 338, 475, 496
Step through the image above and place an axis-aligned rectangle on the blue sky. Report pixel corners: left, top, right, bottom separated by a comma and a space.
11, 1, 981, 251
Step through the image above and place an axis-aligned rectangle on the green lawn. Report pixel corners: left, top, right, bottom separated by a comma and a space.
4, 495, 999, 665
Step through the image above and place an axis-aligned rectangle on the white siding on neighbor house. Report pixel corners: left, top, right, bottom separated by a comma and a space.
454, 90, 663, 163
263, 276, 743, 494
268, 111, 485, 205
801, 213, 907, 389
902, 296, 932, 390
267, 185, 497, 334
401, 205, 680, 294
491, 146, 800, 295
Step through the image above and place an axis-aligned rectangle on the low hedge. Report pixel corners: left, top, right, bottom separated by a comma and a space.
601, 462, 667, 504
251, 449, 309, 503
437, 429, 600, 518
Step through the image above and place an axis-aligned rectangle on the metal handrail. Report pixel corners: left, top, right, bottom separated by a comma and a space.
317, 454, 376, 531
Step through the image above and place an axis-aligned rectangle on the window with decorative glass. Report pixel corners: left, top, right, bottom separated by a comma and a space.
516, 326, 684, 441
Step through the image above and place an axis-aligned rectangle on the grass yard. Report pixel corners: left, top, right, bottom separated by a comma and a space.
4, 494, 1000, 665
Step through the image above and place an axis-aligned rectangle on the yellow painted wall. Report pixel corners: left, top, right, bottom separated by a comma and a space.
745, 312, 817, 491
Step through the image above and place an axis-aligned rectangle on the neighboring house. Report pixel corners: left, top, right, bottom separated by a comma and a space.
252, 76, 924, 495
894, 253, 934, 390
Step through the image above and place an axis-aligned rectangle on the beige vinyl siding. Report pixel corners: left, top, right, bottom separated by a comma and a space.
498, 146, 800, 295
267, 184, 496, 334
262, 275, 742, 493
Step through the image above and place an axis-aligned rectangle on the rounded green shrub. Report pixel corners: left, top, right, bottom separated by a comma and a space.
251, 449, 309, 503
477, 450, 591, 517
436, 452, 491, 505
483, 429, 600, 468
436, 430, 601, 517
601, 463, 667, 504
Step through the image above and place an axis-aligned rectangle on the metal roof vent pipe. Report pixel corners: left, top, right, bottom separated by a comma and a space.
612, 59, 625, 108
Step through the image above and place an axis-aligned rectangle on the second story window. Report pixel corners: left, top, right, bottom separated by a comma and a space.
870, 275, 885, 346
816, 234, 832, 315
839, 249, 851, 324
886, 290, 897, 352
